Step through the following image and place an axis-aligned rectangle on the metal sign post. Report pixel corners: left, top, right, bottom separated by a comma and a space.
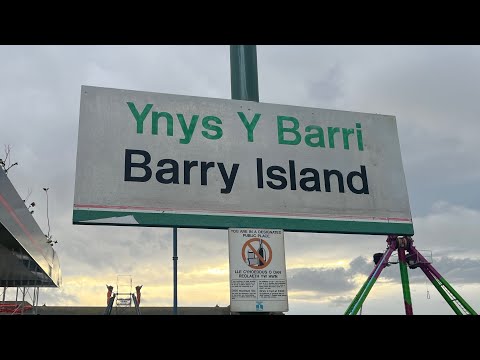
171, 45, 257, 316
230, 45, 259, 102
230, 45, 277, 314
173, 227, 178, 315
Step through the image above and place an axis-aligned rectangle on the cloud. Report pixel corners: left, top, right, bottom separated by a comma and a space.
39, 287, 79, 306
288, 253, 480, 300
2, 46, 480, 314
283, 202, 480, 266
413, 202, 480, 257
288, 256, 378, 297
261, 46, 480, 216
288, 267, 356, 294
433, 257, 480, 284
347, 255, 372, 276
380, 256, 480, 285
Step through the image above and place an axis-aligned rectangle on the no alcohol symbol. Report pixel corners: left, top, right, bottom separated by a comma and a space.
241, 238, 273, 269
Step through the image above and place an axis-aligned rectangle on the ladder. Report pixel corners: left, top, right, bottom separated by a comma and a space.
104, 293, 116, 315
132, 293, 141, 315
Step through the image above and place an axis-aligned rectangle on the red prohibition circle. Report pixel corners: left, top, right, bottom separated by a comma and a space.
241, 237, 273, 269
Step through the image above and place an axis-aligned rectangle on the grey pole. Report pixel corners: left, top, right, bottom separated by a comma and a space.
22, 287, 25, 314
231, 45, 268, 315
230, 45, 259, 102
173, 227, 178, 315
36, 286, 40, 313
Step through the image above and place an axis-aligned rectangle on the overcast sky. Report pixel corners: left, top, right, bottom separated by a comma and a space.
1, 45, 480, 314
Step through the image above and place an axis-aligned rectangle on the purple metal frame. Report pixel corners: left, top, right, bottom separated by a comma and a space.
346, 236, 477, 315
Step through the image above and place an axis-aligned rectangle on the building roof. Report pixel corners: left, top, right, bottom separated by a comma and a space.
0, 169, 61, 287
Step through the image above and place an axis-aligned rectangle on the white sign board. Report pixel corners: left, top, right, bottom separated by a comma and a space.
73, 85, 413, 235
228, 228, 288, 313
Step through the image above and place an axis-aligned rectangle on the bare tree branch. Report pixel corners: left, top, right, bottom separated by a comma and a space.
23, 187, 33, 202
4, 144, 11, 167
1, 145, 18, 174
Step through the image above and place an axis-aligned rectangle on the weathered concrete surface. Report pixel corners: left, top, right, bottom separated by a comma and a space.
29, 306, 231, 315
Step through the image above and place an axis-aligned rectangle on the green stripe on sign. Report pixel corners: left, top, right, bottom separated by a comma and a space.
73, 210, 414, 235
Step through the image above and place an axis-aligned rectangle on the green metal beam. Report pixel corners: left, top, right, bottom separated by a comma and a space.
346, 246, 395, 315
421, 267, 463, 315
398, 246, 413, 315
438, 275, 477, 315
349, 274, 380, 315
344, 274, 371, 315
414, 246, 477, 315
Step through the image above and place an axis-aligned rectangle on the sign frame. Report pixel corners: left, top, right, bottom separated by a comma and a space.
73, 85, 414, 235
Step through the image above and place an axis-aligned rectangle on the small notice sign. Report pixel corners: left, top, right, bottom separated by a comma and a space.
228, 228, 288, 312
